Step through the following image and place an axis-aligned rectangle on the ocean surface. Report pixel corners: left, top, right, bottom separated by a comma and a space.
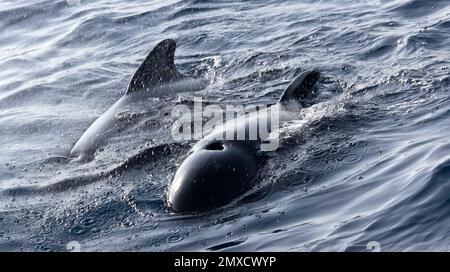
1, 0, 450, 252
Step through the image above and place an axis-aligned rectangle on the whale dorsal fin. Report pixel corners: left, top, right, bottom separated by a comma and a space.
279, 70, 320, 104
127, 39, 185, 93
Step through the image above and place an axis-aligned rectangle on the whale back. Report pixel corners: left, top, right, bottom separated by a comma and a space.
278, 69, 320, 105
126, 39, 186, 93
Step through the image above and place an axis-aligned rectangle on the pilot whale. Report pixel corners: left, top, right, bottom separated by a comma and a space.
70, 39, 207, 161
167, 69, 321, 213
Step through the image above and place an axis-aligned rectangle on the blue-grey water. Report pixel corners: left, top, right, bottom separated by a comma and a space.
1, 0, 450, 252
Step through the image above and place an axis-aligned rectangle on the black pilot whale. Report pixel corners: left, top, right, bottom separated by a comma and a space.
167, 69, 321, 213
70, 39, 206, 161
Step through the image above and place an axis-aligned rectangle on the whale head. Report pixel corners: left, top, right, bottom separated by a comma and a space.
167, 140, 257, 213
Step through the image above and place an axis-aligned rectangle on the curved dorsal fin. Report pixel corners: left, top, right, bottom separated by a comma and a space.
126, 39, 184, 93
278, 70, 320, 104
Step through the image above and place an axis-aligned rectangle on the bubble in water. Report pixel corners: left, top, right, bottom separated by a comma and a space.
342, 154, 363, 164
167, 235, 184, 243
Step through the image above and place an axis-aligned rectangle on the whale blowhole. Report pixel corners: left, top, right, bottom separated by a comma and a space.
205, 141, 224, 151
